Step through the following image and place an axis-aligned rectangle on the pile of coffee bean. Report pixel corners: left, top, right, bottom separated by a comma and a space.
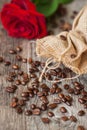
0, 46, 87, 130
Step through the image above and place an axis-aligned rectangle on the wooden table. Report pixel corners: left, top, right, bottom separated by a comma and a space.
0, 0, 87, 130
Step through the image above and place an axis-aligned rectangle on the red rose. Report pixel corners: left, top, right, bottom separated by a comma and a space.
1, 0, 47, 39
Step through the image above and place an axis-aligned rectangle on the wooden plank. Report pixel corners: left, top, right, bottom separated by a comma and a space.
0, 0, 87, 130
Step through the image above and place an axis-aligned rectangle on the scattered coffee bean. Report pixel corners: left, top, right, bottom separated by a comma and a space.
24, 110, 32, 116
4, 61, 11, 66
32, 108, 41, 115
16, 55, 22, 61
68, 88, 74, 94
16, 46, 22, 52
9, 49, 16, 54
15, 80, 21, 85
48, 111, 54, 117
54, 98, 61, 104
12, 97, 18, 102
22, 58, 27, 63
12, 64, 19, 70
69, 115, 77, 122
77, 125, 85, 130
28, 58, 33, 64
6, 76, 14, 82
16, 106, 23, 114
30, 104, 36, 109
78, 98, 86, 104
9, 72, 16, 78
61, 116, 69, 121
60, 107, 67, 113
64, 84, 69, 90
10, 101, 18, 108
78, 110, 85, 116
5, 85, 17, 93
18, 70, 24, 76
18, 99, 25, 106
84, 104, 87, 109
41, 117, 50, 123
41, 104, 47, 111
21, 92, 29, 97
48, 103, 57, 109
0, 57, 3, 62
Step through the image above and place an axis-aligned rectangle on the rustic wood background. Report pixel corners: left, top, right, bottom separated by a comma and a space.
0, 0, 87, 130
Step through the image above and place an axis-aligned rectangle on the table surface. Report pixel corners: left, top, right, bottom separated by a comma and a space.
0, 0, 87, 130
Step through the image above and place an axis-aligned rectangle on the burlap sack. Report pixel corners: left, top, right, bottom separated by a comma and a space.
36, 6, 87, 82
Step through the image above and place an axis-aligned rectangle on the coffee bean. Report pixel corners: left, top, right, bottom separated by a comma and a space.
69, 115, 77, 122
78, 110, 85, 116
10, 101, 18, 108
16, 46, 22, 52
0, 57, 3, 62
40, 84, 50, 92
74, 89, 81, 95
15, 80, 21, 85
22, 58, 27, 63
54, 98, 61, 104
41, 104, 47, 111
50, 70, 57, 76
41, 117, 50, 123
32, 108, 41, 115
34, 61, 41, 67
58, 93, 64, 99
6, 77, 14, 82
48, 111, 54, 117
77, 125, 85, 130
9, 49, 16, 54
30, 74, 37, 78
52, 83, 58, 89
24, 110, 32, 116
61, 116, 69, 121
68, 88, 74, 94
40, 96, 49, 104
16, 106, 23, 114
18, 99, 25, 106
37, 91, 44, 97
50, 88, 56, 94
21, 80, 27, 85
84, 104, 87, 109
4, 61, 11, 66
22, 97, 29, 101
28, 58, 33, 64
5, 85, 17, 93
30, 104, 36, 109
9, 72, 16, 78
33, 88, 39, 95
66, 101, 72, 106
73, 81, 80, 86
61, 72, 67, 78
78, 98, 86, 104
64, 84, 69, 90
12, 97, 18, 102
65, 95, 72, 102
60, 35, 67, 41
18, 70, 24, 76
16, 55, 22, 61
48, 103, 57, 109
81, 90, 87, 97
56, 87, 62, 93
21, 92, 29, 97
75, 85, 84, 91
12, 64, 19, 70
60, 107, 67, 113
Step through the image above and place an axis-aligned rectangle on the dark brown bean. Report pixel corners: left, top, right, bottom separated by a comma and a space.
56, 87, 62, 93
74, 89, 81, 95
32, 108, 41, 115
73, 81, 80, 86
34, 61, 41, 67
68, 88, 74, 94
60, 107, 67, 113
81, 90, 87, 97
28, 58, 33, 64
41, 117, 50, 123
48, 103, 57, 109
61, 116, 69, 121
77, 125, 85, 130
12, 97, 18, 102
84, 104, 87, 109
60, 35, 67, 41
9, 49, 16, 54
22, 58, 27, 63
69, 116, 77, 122
33, 88, 39, 95
48, 111, 54, 117
12, 64, 19, 70
78, 110, 85, 116
58, 93, 64, 99
21, 80, 27, 85
78, 98, 86, 104
50, 88, 56, 94
65, 95, 72, 102
16, 106, 23, 114
18, 70, 24, 76
40, 96, 49, 104
4, 61, 11, 66
10, 101, 18, 108
6, 77, 14, 82
64, 84, 69, 90
16, 55, 22, 61
9, 72, 16, 78
41, 104, 47, 111
54, 98, 61, 104
37, 91, 44, 97
21, 92, 29, 97
50, 70, 57, 76
5, 85, 17, 93
30, 104, 36, 109
24, 110, 32, 116
15, 80, 21, 85
0, 57, 3, 62
66, 101, 72, 106
30, 74, 37, 78
16, 46, 22, 52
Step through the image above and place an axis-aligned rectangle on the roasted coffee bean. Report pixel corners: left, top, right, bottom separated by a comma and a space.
33, 88, 39, 95
12, 64, 19, 70
34, 61, 41, 67
56, 87, 62, 93
5, 85, 17, 93
50, 88, 56, 94
84, 104, 87, 109
54, 98, 61, 104
29, 92, 34, 98
74, 89, 81, 95
28, 58, 33, 64
4, 61, 11, 66
69, 115, 77, 122
9, 49, 16, 54
52, 83, 58, 89
12, 97, 18, 102
45, 73, 52, 80
61, 72, 67, 78
18, 99, 25, 106
41, 117, 50, 123
29, 68, 35, 73
58, 93, 64, 99
40, 96, 49, 104
22, 58, 27, 63
68, 88, 74, 94
16, 106, 23, 114
0, 57, 3, 62
22, 73, 29, 79
73, 81, 80, 86
41, 104, 47, 111
18, 70, 24, 76
22, 97, 29, 101
16, 55, 22, 61
48, 111, 54, 117
24, 110, 32, 116
60, 107, 67, 113
81, 90, 87, 97
37, 91, 44, 97
48, 103, 57, 109
78, 98, 86, 104
77, 125, 85, 130
30, 104, 36, 109
75, 85, 84, 91
60, 35, 67, 41
32, 108, 41, 115
6, 77, 14, 82
21, 92, 29, 97
9, 72, 16, 78
50, 70, 57, 76
40, 84, 49, 92
30, 74, 37, 78
16, 46, 22, 52
15, 80, 21, 85
65, 95, 72, 102
64, 84, 69, 90
21, 80, 27, 85
10, 101, 18, 108
78, 110, 85, 116
66, 101, 72, 106
61, 116, 69, 121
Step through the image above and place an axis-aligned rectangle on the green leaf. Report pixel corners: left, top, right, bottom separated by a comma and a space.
60, 0, 73, 4
36, 0, 60, 17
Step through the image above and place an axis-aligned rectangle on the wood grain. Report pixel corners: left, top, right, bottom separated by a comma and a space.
0, 0, 87, 130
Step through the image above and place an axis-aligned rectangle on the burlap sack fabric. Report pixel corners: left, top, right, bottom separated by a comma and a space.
36, 6, 87, 82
